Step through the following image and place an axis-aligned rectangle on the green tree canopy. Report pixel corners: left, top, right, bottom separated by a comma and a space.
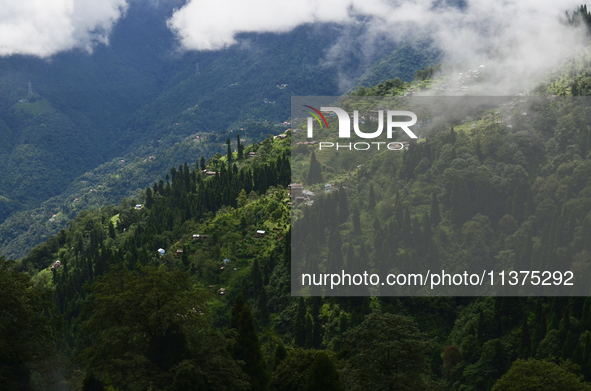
342, 310, 434, 391
0, 257, 56, 390
307, 151, 323, 185
492, 359, 591, 391
230, 294, 270, 391
306, 351, 345, 391
270, 348, 316, 391
79, 265, 248, 390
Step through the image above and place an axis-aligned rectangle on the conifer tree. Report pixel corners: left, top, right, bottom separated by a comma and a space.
524, 188, 535, 220
358, 243, 369, 276
430, 349, 443, 378
312, 299, 323, 349
305, 314, 314, 349
520, 314, 531, 358
145, 187, 153, 209
226, 137, 232, 164
338, 189, 349, 224
430, 191, 441, 226
345, 243, 355, 271
381, 238, 394, 271
531, 301, 545, 356
237, 133, 244, 159
307, 151, 322, 185
558, 310, 571, 344
360, 297, 371, 317
181, 245, 189, 269
251, 258, 263, 297
231, 294, 270, 391
547, 314, 559, 333
425, 238, 440, 270
306, 352, 345, 391
412, 216, 422, 253
477, 310, 486, 344
368, 184, 376, 210
450, 177, 471, 227
373, 216, 381, 236
274, 342, 287, 370
328, 196, 339, 230
516, 229, 533, 270
402, 208, 412, 245
394, 191, 403, 227
572, 335, 584, 366
373, 230, 383, 258
339, 312, 348, 334
108, 221, 116, 239
449, 126, 457, 145
294, 297, 307, 347
421, 213, 432, 248
511, 183, 529, 224
352, 207, 362, 235
258, 287, 269, 326
550, 298, 563, 321
562, 330, 578, 360
327, 230, 343, 271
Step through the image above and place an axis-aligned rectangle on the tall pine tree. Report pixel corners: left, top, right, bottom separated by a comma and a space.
231, 294, 270, 390
306, 352, 345, 391
294, 297, 307, 347
430, 191, 441, 226
307, 151, 323, 185
450, 177, 471, 227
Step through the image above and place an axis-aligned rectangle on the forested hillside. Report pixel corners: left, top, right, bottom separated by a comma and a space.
5, 78, 591, 390
4, 4, 591, 391
0, 1, 437, 259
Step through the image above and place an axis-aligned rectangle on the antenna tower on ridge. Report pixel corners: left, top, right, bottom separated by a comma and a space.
28, 81, 33, 96
196, 62, 200, 76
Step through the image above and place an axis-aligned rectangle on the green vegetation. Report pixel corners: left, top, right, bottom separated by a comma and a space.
0, 257, 56, 390
0, 1, 440, 259
492, 359, 591, 391
356, 40, 442, 88
8, 88, 591, 389
5, 4, 591, 391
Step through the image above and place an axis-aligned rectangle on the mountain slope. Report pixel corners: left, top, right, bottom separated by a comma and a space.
0, 3, 440, 258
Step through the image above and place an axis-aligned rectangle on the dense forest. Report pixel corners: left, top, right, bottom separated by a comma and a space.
4, 4, 591, 391
4, 94, 591, 391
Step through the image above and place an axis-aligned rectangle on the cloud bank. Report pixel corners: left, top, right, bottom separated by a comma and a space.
1, 0, 586, 91
0, 0, 129, 57
166, 0, 391, 51
168, 0, 589, 92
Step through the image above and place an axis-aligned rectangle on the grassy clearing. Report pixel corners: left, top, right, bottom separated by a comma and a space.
13, 98, 54, 116
110, 214, 120, 227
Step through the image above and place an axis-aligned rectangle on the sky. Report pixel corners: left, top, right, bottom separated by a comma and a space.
0, 0, 128, 57
0, 0, 588, 91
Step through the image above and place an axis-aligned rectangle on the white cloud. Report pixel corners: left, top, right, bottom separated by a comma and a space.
0, 0, 128, 57
167, 0, 589, 92
166, 0, 387, 51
